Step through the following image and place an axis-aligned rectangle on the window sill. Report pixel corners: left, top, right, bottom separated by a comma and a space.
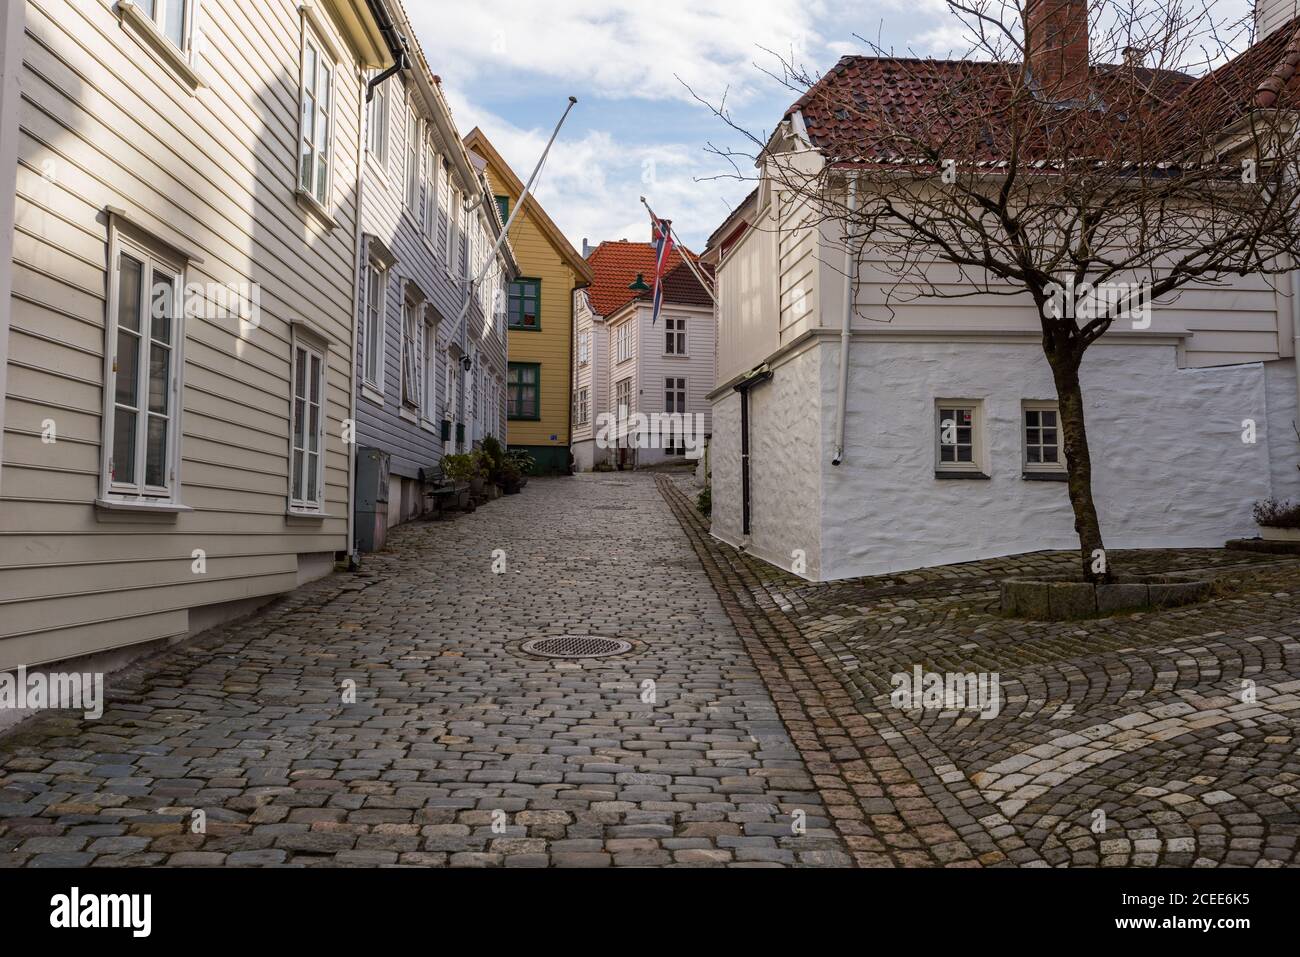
663, 353, 689, 359
1023, 471, 1068, 482
509, 325, 542, 333
419, 419, 440, 435
285, 508, 331, 525
361, 383, 385, 407
296, 189, 339, 231
118, 1, 204, 93
95, 497, 191, 523
398, 406, 419, 424
934, 470, 990, 480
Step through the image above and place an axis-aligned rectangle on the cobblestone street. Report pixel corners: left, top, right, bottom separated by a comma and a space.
659, 475, 1300, 867
2, 472, 1298, 868
0, 474, 849, 868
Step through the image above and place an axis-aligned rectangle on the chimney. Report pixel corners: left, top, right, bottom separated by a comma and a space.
1026, 0, 1090, 103
1122, 45, 1143, 69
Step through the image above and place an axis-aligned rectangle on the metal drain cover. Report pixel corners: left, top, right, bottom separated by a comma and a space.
520, 635, 632, 659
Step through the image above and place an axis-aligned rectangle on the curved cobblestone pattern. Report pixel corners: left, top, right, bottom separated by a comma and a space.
0, 475, 852, 868
659, 475, 1300, 867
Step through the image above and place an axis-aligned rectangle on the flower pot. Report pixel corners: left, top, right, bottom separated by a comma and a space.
1259, 525, 1300, 541
470, 476, 485, 498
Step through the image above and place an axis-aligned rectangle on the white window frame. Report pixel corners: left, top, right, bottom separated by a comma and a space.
615, 376, 633, 418
664, 376, 687, 415
297, 16, 336, 212
400, 291, 422, 412
421, 311, 439, 424
404, 103, 420, 213
361, 257, 386, 394
615, 319, 633, 364
367, 73, 389, 168
445, 188, 460, 278
1022, 400, 1066, 474
575, 387, 590, 426
577, 330, 591, 365
935, 399, 984, 475
100, 230, 186, 505
289, 334, 327, 513
423, 140, 439, 243
445, 353, 459, 423
664, 316, 687, 356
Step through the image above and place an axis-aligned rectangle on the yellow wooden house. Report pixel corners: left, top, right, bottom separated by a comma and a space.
463, 128, 593, 474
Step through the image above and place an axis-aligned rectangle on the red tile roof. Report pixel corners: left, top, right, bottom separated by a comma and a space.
584, 240, 711, 317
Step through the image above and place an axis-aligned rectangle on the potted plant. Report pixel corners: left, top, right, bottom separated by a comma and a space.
498, 460, 523, 494
505, 448, 535, 488
1252, 498, 1300, 541
479, 436, 507, 496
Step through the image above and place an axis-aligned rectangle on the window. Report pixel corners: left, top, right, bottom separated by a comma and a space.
664, 376, 686, 414
935, 401, 984, 476
299, 24, 335, 208
422, 314, 439, 422
508, 279, 541, 329
664, 317, 687, 355
367, 75, 389, 166
1023, 401, 1065, 474
445, 354, 459, 423
445, 189, 460, 277
664, 377, 686, 455
135, 0, 193, 52
507, 362, 540, 420
400, 295, 421, 410
361, 258, 385, 391
103, 239, 184, 502
615, 320, 633, 364
404, 105, 420, 211
575, 387, 589, 426
424, 141, 439, 242
615, 377, 632, 417
495, 195, 510, 225
290, 341, 326, 511
577, 331, 590, 365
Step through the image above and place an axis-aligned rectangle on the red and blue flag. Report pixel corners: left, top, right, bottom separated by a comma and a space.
650, 215, 674, 326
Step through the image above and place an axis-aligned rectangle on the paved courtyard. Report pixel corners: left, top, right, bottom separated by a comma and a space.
1, 472, 1298, 867
0, 474, 849, 867
660, 475, 1300, 867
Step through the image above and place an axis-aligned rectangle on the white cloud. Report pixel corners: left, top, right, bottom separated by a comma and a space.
448, 91, 754, 251
406, 0, 834, 105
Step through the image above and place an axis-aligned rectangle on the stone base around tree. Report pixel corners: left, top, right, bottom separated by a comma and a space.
1001, 574, 1212, 620
1226, 536, 1300, 555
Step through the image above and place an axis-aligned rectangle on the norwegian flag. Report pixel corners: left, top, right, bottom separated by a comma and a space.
650, 215, 674, 326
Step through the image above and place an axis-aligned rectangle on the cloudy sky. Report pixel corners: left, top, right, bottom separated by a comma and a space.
406, 0, 1255, 251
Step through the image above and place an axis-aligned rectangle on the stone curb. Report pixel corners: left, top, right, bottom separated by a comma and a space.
1000, 576, 1211, 620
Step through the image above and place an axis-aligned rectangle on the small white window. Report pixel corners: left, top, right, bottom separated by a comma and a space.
664, 317, 687, 355
577, 330, 590, 365
575, 387, 590, 426
367, 76, 389, 166
422, 313, 439, 422
1023, 401, 1065, 474
935, 400, 983, 475
404, 105, 420, 211
298, 23, 335, 209
615, 377, 632, 418
400, 294, 421, 410
445, 189, 460, 277
664, 377, 686, 414
424, 141, 439, 242
134, 0, 195, 53
103, 236, 185, 503
445, 354, 459, 423
361, 258, 385, 391
290, 340, 326, 511
615, 320, 633, 364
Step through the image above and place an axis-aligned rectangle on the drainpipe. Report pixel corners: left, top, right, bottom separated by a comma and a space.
1291, 267, 1300, 430
346, 65, 369, 572
831, 176, 858, 466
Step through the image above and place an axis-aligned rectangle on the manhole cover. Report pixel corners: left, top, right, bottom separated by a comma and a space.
519, 635, 632, 659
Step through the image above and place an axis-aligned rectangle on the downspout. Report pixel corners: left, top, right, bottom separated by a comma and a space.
831, 175, 858, 466
1291, 266, 1300, 425
346, 65, 368, 571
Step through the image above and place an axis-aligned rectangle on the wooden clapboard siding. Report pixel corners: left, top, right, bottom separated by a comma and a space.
0, 0, 384, 666
465, 128, 590, 456
636, 303, 716, 435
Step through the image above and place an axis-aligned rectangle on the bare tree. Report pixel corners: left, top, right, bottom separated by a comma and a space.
695, 0, 1300, 580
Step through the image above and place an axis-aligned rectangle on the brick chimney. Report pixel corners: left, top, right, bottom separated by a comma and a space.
1026, 0, 1090, 103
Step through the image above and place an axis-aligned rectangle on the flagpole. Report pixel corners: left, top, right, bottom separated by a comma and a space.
455, 96, 579, 330
639, 195, 717, 304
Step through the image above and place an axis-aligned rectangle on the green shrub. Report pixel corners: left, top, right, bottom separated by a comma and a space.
505, 448, 536, 475
441, 453, 481, 482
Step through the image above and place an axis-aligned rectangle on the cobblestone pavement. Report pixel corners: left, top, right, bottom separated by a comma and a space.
0, 474, 852, 868
659, 475, 1300, 867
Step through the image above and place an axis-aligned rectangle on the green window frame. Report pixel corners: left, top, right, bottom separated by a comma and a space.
507, 362, 541, 420
495, 194, 510, 225
508, 278, 541, 330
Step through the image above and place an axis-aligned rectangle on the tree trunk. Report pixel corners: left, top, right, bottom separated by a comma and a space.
1046, 347, 1109, 581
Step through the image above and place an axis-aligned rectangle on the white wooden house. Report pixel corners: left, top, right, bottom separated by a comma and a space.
704, 6, 1300, 582
571, 238, 715, 470
0, 0, 391, 670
